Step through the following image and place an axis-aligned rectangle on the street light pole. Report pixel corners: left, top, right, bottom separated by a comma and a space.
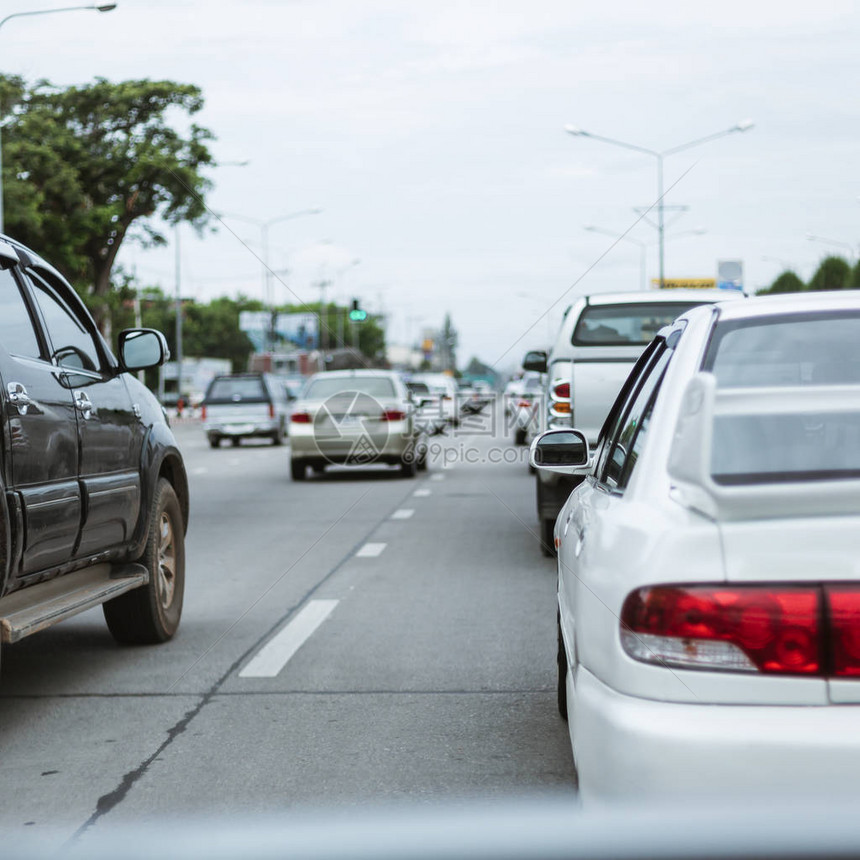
805, 233, 858, 263
565, 120, 753, 287
585, 224, 707, 290
0, 3, 117, 234
174, 223, 183, 410
219, 208, 322, 352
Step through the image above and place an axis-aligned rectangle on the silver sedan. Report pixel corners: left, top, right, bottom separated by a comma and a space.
288, 370, 428, 480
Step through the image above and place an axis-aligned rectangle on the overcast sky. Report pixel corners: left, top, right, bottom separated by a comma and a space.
4, 0, 858, 370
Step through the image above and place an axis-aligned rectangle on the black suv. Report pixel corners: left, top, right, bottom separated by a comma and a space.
0, 235, 188, 665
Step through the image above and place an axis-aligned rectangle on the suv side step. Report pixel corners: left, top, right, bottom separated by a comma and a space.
0, 563, 149, 644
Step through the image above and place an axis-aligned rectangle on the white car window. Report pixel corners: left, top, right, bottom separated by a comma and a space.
705, 312, 860, 388
601, 348, 671, 491
705, 312, 860, 484
304, 377, 397, 399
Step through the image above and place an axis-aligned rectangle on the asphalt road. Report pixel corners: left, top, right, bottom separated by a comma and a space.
0, 403, 576, 850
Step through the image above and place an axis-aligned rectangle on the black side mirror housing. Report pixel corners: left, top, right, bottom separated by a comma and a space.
523, 350, 548, 374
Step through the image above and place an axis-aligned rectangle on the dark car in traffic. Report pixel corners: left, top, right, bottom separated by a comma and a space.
0, 234, 188, 663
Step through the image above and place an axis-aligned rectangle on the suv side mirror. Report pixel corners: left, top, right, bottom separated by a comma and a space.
118, 329, 169, 371
522, 350, 547, 374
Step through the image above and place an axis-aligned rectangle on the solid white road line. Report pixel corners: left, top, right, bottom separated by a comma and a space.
391, 509, 414, 520
239, 599, 339, 678
413, 489, 432, 497
356, 542, 387, 558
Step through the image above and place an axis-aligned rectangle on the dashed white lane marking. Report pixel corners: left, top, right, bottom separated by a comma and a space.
391, 509, 414, 520
240, 599, 339, 678
413, 489, 432, 497
356, 542, 387, 558
430, 474, 445, 482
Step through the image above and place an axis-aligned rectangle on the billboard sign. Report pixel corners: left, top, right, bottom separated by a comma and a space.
717, 260, 744, 291
651, 278, 717, 290
239, 310, 319, 352
274, 313, 319, 350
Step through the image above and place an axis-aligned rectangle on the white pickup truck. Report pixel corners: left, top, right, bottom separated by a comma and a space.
523, 289, 743, 555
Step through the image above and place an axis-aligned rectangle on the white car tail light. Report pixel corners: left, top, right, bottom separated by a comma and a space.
826, 587, 860, 677
621, 585, 821, 676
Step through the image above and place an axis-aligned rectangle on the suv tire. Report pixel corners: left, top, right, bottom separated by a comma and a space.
103, 478, 185, 644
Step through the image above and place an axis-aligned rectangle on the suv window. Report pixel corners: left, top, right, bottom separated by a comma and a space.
26, 271, 102, 372
0, 269, 42, 359
573, 302, 701, 346
206, 376, 268, 403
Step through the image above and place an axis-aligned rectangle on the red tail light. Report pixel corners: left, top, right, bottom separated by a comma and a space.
380, 410, 406, 422
291, 412, 311, 424
826, 586, 860, 677
621, 585, 821, 676
268, 403, 275, 419
553, 381, 570, 399
200, 405, 207, 421
516, 399, 532, 408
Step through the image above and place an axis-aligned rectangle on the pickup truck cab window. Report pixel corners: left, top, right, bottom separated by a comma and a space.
572, 302, 702, 347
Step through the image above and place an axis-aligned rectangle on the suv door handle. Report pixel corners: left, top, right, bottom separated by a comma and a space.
8, 382, 35, 415
74, 390, 94, 419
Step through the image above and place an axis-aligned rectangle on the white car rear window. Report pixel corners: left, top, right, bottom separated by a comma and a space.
705, 311, 860, 484
304, 377, 397, 399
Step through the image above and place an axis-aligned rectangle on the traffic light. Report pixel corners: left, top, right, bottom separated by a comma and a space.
348, 299, 368, 322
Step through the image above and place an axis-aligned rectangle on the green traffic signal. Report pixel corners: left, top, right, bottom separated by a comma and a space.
349, 300, 367, 322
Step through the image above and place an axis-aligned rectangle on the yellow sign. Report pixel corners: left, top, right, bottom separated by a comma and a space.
651, 278, 717, 290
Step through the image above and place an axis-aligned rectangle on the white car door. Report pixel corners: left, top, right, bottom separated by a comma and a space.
558, 339, 676, 685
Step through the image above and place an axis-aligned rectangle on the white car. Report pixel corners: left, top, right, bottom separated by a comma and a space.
531, 291, 860, 803
410, 372, 460, 426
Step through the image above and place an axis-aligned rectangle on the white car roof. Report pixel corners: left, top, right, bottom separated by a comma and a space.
582, 289, 746, 307
713, 289, 860, 322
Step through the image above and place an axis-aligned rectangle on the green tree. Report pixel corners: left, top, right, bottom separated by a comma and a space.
1, 75, 215, 337
183, 297, 258, 371
758, 270, 805, 295
851, 259, 860, 290
808, 256, 852, 291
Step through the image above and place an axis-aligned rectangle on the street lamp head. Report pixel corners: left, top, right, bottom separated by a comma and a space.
95, 4, 117, 11
564, 124, 586, 136
734, 119, 755, 132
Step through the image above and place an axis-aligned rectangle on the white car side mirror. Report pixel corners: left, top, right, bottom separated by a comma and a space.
530, 429, 592, 475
